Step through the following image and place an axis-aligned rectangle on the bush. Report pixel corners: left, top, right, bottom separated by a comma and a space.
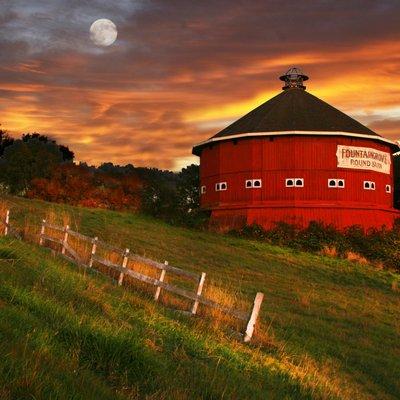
230, 221, 400, 272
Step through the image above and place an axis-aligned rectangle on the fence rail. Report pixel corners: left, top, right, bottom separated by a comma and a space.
0, 210, 264, 342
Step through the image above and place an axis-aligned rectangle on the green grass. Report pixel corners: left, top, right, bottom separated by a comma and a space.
0, 196, 399, 399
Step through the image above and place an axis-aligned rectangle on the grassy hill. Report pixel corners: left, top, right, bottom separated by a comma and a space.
0, 196, 399, 399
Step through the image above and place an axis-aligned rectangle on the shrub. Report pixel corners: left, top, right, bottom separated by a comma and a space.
230, 221, 400, 272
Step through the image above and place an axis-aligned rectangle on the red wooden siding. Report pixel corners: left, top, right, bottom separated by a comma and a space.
199, 135, 399, 230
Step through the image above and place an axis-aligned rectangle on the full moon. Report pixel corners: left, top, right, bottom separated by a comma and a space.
90, 19, 117, 47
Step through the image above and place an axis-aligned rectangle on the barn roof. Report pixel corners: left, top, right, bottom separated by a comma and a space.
192, 68, 396, 155
213, 88, 378, 138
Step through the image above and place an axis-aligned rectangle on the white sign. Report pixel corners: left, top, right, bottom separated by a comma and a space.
336, 145, 391, 174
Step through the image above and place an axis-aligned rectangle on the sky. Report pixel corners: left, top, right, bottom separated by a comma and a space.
0, 0, 399, 170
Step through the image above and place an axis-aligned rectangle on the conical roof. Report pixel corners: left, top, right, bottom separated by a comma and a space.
192, 68, 395, 155
213, 88, 378, 138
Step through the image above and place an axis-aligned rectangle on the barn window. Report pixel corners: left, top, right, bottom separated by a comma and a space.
386, 184, 391, 193
200, 186, 206, 194
285, 179, 294, 187
363, 181, 375, 190
295, 178, 304, 187
328, 179, 336, 187
253, 179, 262, 188
246, 179, 262, 188
286, 178, 303, 187
215, 182, 227, 191
328, 179, 345, 188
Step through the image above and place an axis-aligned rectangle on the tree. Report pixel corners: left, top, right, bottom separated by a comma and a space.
22, 133, 74, 161
0, 129, 14, 156
0, 138, 64, 193
177, 164, 200, 213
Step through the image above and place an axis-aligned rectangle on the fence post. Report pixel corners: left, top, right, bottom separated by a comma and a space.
39, 219, 46, 245
118, 248, 129, 286
89, 236, 98, 268
4, 209, 9, 236
244, 292, 264, 343
61, 225, 69, 255
154, 261, 168, 301
191, 272, 206, 315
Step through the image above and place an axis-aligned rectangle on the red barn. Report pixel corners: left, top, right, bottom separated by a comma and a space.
192, 68, 400, 230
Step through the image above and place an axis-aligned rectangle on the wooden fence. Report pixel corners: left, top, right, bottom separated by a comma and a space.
1, 209, 264, 342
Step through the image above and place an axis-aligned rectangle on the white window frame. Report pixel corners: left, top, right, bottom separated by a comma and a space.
285, 178, 295, 187
245, 179, 262, 189
328, 178, 345, 188
253, 179, 262, 188
386, 184, 391, 193
286, 178, 304, 188
215, 182, 227, 191
294, 178, 304, 187
363, 181, 375, 190
200, 185, 206, 194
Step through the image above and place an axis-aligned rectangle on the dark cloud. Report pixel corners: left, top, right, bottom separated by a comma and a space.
0, 0, 399, 168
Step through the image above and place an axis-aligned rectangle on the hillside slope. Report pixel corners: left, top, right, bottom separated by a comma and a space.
1, 196, 400, 399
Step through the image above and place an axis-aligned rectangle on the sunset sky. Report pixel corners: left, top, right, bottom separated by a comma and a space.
0, 0, 400, 170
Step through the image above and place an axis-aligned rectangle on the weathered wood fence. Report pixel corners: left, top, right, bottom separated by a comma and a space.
1, 209, 264, 342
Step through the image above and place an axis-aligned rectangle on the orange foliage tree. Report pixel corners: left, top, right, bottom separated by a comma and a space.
27, 163, 142, 211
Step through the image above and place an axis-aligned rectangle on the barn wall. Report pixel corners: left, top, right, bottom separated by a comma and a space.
199, 135, 397, 229
211, 207, 399, 231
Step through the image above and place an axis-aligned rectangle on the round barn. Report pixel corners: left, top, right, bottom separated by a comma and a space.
192, 68, 400, 230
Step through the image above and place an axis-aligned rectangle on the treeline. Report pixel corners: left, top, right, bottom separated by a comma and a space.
0, 130, 205, 225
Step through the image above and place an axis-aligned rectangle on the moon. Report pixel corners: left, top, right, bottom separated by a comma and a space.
90, 19, 117, 47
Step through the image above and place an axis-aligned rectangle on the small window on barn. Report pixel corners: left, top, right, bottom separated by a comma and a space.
253, 179, 262, 188
386, 184, 391, 193
245, 180, 253, 188
328, 179, 345, 188
220, 182, 227, 191
215, 183, 220, 191
285, 178, 294, 187
363, 181, 375, 190
295, 178, 304, 187
200, 186, 206, 194
328, 179, 337, 188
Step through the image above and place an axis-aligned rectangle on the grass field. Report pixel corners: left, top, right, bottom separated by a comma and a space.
0, 196, 399, 399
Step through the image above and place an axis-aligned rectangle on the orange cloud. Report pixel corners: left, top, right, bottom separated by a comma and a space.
1, 1, 400, 169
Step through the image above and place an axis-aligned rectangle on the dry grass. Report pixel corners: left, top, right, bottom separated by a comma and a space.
346, 251, 369, 265
201, 280, 248, 332
296, 290, 316, 308
320, 246, 338, 257
3, 205, 251, 335
392, 280, 399, 292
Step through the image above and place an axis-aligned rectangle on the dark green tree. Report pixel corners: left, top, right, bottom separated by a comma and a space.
0, 138, 64, 193
22, 133, 74, 161
177, 164, 200, 213
0, 129, 14, 156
